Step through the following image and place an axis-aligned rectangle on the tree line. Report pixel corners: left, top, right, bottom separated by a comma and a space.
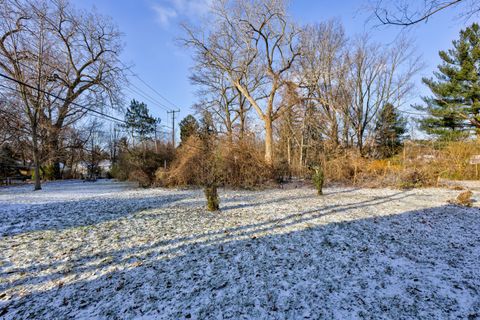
1, 0, 480, 203
182, 0, 420, 169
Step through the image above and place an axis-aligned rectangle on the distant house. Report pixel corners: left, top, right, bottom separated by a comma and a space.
75, 160, 112, 179
98, 160, 112, 176
0, 161, 31, 185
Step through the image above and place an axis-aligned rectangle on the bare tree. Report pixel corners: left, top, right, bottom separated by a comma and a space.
191, 64, 239, 143
39, 1, 125, 178
0, 0, 52, 189
183, 0, 301, 165
373, 0, 479, 26
0, 93, 29, 147
298, 21, 350, 152
348, 36, 421, 154
0, 0, 125, 188
190, 50, 261, 142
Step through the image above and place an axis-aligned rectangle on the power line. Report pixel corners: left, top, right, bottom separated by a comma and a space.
0, 73, 166, 128
15, 57, 178, 117
11, 55, 182, 119
131, 73, 179, 109
123, 86, 172, 112
397, 108, 427, 117
126, 80, 173, 111
0, 72, 128, 125
13, 59, 174, 125
118, 59, 181, 110
13, 59, 171, 125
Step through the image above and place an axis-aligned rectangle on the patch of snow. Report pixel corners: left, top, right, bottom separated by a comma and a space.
1, 181, 479, 319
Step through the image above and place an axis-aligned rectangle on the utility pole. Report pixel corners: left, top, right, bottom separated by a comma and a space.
167, 109, 180, 147
111, 124, 118, 164
154, 117, 161, 153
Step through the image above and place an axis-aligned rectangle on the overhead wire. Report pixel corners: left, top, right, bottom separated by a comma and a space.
15, 60, 174, 129
0, 73, 172, 128
9, 47, 174, 123
123, 85, 173, 112
0, 72, 129, 125
117, 58, 181, 111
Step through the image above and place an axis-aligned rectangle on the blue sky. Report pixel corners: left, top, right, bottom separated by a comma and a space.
74, 0, 469, 132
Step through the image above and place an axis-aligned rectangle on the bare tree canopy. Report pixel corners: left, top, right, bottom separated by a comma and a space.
0, 0, 126, 189
373, 0, 480, 26
182, 0, 301, 165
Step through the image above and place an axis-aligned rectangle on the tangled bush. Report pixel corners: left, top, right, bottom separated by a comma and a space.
448, 190, 473, 207
129, 169, 151, 188
112, 142, 174, 187
164, 135, 205, 186
165, 136, 273, 189
324, 150, 366, 184
218, 139, 272, 188
319, 140, 480, 188
272, 159, 291, 184
396, 169, 432, 189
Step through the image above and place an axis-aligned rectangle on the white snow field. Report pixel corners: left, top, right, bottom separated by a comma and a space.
1, 180, 480, 319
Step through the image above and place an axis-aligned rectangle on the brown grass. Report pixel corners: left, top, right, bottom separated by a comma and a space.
159, 139, 480, 190
324, 141, 480, 188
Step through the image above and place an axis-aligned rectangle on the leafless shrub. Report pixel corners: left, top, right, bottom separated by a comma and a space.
165, 136, 273, 189
218, 139, 271, 189
321, 141, 480, 189
129, 170, 150, 188
165, 135, 205, 187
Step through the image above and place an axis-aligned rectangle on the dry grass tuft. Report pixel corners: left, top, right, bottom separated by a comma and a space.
448, 190, 474, 207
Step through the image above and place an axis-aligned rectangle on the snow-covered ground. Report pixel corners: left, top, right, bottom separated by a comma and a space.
1, 180, 480, 319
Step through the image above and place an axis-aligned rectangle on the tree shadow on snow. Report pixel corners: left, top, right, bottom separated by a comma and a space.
220, 188, 361, 211
2, 195, 480, 319
0, 193, 189, 236
0, 190, 409, 285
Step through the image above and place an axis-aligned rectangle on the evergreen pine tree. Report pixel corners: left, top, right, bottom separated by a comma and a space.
124, 100, 157, 142
0, 145, 18, 179
374, 103, 407, 158
416, 23, 480, 140
179, 114, 200, 145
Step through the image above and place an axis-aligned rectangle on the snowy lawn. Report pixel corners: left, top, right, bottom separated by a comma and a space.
1, 180, 480, 319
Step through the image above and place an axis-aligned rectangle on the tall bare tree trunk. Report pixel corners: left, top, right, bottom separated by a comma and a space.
287, 137, 291, 166
357, 127, 364, 155
264, 116, 274, 165
299, 117, 305, 168
331, 121, 339, 149
32, 126, 41, 190
238, 90, 247, 140
239, 115, 246, 140
225, 109, 233, 144
47, 132, 62, 180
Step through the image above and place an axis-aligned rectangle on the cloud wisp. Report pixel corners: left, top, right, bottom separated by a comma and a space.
152, 0, 212, 27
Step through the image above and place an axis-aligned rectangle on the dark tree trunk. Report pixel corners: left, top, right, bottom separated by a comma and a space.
32, 126, 42, 191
